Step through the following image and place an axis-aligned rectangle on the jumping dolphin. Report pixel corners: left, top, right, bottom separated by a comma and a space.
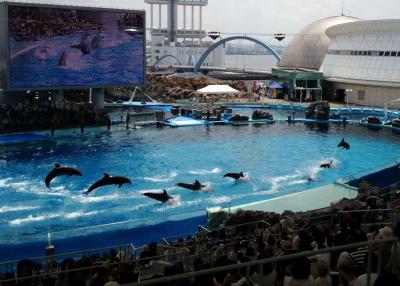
45, 164, 82, 188
223, 172, 245, 180
337, 138, 350, 150
320, 161, 333, 169
143, 189, 172, 203
83, 174, 131, 195
177, 180, 205, 191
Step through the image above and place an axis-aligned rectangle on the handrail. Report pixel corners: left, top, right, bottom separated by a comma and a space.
0, 243, 134, 266
0, 245, 194, 283
1, 238, 396, 285
211, 220, 271, 232
337, 208, 399, 214
124, 238, 399, 286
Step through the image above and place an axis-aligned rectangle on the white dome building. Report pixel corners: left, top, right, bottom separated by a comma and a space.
320, 19, 400, 107
279, 16, 360, 70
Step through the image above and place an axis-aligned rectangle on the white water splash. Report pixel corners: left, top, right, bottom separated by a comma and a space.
9, 213, 61, 226
0, 178, 10, 187
143, 171, 178, 182
188, 168, 221, 175
0, 205, 40, 213
73, 193, 121, 203
65, 210, 100, 219
208, 196, 232, 204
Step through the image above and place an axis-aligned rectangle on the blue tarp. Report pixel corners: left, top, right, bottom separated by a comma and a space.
267, 82, 283, 89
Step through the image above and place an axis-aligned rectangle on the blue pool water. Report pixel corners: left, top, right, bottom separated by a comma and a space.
1, 111, 400, 251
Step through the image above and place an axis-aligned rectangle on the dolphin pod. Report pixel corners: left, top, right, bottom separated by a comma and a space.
177, 180, 205, 191
223, 172, 245, 180
337, 138, 350, 150
143, 189, 172, 203
83, 174, 131, 195
45, 164, 82, 188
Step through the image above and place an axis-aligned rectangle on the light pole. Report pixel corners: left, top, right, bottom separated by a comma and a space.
345, 88, 352, 107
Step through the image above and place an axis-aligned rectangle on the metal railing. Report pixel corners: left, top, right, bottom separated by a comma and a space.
0, 243, 135, 276
0, 236, 397, 286
125, 238, 398, 286
337, 208, 400, 228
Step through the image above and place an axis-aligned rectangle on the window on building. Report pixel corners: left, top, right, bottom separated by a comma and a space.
358, 90, 365, 101
155, 50, 160, 54
391, 51, 397, 56
379, 51, 384, 56
384, 51, 390, 56
362, 51, 368, 56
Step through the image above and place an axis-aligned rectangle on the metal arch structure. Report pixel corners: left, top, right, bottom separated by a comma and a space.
153, 54, 183, 67
193, 35, 282, 73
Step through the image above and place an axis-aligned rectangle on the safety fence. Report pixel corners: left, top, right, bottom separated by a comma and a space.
0, 238, 396, 286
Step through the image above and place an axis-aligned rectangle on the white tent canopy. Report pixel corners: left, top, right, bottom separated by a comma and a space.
197, 85, 240, 95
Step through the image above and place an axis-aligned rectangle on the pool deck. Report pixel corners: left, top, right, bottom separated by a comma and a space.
208, 183, 358, 215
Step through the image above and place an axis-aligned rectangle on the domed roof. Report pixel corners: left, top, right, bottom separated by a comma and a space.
279, 16, 360, 70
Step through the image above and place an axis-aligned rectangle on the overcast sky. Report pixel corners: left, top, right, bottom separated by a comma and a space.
4, 0, 400, 34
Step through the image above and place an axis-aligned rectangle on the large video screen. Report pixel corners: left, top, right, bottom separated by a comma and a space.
7, 5, 145, 89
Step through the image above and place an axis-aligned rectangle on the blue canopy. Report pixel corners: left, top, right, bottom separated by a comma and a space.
267, 82, 283, 89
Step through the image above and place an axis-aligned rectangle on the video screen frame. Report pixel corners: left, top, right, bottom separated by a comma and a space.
1, 2, 146, 90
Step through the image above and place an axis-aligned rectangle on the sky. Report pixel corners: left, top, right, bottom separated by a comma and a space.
3, 0, 400, 34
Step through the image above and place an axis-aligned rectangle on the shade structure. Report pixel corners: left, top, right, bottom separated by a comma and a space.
267, 82, 283, 89
197, 85, 240, 95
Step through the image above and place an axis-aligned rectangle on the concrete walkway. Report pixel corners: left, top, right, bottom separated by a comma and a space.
218, 183, 357, 214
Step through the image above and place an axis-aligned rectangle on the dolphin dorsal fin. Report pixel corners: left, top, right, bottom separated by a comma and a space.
55, 163, 61, 168
103, 173, 110, 178
163, 189, 168, 195
195, 180, 200, 185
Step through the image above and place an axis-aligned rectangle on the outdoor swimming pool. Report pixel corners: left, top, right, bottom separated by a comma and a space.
1, 109, 400, 257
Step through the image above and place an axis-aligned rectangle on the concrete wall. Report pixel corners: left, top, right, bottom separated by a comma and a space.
333, 82, 400, 108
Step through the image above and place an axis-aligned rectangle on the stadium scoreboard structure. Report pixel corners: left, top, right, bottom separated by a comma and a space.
0, 2, 145, 90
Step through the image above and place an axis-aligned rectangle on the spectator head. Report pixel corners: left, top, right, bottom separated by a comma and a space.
291, 257, 311, 280
376, 226, 393, 240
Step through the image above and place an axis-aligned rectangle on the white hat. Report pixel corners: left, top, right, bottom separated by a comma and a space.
378, 226, 393, 239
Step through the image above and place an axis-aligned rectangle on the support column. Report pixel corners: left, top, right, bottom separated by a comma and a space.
199, 6, 202, 31
191, 5, 194, 42
158, 4, 162, 29
92, 88, 105, 110
150, 4, 153, 29
183, 5, 186, 30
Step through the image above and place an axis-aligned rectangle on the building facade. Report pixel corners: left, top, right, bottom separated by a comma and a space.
320, 20, 400, 107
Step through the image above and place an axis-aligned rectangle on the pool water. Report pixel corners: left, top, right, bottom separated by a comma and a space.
0, 112, 400, 246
